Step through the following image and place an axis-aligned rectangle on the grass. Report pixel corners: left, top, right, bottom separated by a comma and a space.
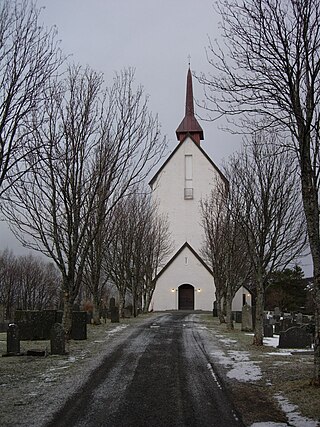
1, 313, 319, 426
200, 315, 320, 425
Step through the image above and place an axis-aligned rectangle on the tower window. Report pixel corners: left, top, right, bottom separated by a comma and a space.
184, 154, 193, 199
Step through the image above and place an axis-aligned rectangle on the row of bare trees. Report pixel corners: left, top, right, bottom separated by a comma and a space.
199, 0, 320, 384
104, 188, 171, 319
0, 1, 168, 336
201, 133, 306, 342
0, 250, 61, 320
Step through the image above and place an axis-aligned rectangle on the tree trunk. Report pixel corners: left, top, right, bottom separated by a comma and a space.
143, 290, 153, 313
62, 293, 73, 339
300, 146, 320, 384
225, 285, 234, 331
118, 291, 126, 318
92, 295, 101, 325
313, 282, 320, 385
253, 280, 264, 346
215, 290, 225, 323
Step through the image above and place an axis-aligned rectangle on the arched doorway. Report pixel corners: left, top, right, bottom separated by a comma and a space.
178, 284, 194, 310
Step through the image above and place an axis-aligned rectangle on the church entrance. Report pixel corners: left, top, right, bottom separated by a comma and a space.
178, 284, 194, 310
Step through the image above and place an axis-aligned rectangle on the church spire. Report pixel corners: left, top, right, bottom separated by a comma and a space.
176, 67, 204, 145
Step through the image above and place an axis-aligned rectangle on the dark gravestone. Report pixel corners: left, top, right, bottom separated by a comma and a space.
109, 298, 119, 323
234, 311, 242, 323
264, 323, 274, 337
212, 301, 218, 317
278, 325, 313, 349
50, 323, 66, 355
71, 312, 87, 340
274, 322, 281, 335
15, 310, 59, 340
6, 324, 20, 355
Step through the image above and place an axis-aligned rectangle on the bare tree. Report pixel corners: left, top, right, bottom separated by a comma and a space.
201, 181, 251, 330
228, 133, 306, 345
0, 0, 63, 197
1, 66, 166, 335
0, 249, 18, 320
201, 188, 229, 324
105, 188, 171, 316
0, 250, 61, 319
199, 0, 320, 382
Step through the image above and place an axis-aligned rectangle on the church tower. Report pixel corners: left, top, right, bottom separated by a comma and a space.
149, 68, 248, 311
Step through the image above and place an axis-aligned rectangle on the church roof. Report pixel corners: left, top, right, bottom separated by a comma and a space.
148, 133, 228, 187
176, 67, 204, 143
155, 242, 213, 280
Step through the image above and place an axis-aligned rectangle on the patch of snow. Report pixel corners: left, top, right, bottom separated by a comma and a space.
211, 349, 262, 382
106, 325, 128, 335
219, 338, 237, 345
227, 361, 262, 382
250, 423, 288, 426
210, 350, 232, 367
263, 337, 279, 347
274, 393, 318, 427
265, 352, 292, 356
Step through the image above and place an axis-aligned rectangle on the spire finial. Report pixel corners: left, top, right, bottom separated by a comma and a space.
188, 54, 191, 68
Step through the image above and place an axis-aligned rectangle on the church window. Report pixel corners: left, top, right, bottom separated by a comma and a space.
185, 256, 188, 265
184, 155, 193, 199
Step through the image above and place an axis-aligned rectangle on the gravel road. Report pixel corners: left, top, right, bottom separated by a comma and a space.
45, 312, 243, 427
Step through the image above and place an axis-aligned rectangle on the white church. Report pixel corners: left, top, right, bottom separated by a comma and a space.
149, 68, 251, 312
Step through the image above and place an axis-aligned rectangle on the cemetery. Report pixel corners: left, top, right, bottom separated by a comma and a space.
0, 312, 318, 426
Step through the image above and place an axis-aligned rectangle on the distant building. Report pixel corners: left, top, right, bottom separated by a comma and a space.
150, 67, 251, 311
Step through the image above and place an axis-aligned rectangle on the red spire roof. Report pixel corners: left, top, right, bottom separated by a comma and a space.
176, 67, 204, 144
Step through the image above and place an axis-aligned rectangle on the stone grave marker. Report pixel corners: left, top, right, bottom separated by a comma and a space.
278, 325, 313, 349
241, 304, 253, 332
71, 312, 87, 340
264, 323, 273, 337
109, 298, 119, 323
6, 323, 20, 355
50, 323, 66, 355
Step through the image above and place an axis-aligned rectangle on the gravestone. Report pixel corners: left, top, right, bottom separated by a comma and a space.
50, 323, 66, 355
109, 298, 119, 323
234, 311, 242, 323
274, 322, 281, 335
278, 325, 313, 349
241, 304, 253, 332
7, 324, 20, 355
264, 323, 274, 337
71, 312, 87, 340
212, 301, 218, 317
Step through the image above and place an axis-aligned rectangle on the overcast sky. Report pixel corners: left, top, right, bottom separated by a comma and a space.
0, 0, 312, 274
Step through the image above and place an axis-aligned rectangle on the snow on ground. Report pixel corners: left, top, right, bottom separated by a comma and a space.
250, 423, 288, 427
210, 348, 263, 382
274, 393, 319, 427
212, 332, 318, 426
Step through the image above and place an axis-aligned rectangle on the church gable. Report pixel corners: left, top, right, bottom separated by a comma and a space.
156, 241, 212, 280
149, 133, 228, 191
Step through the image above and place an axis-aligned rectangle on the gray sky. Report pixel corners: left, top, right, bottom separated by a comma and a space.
1, 0, 238, 250
0, 0, 312, 274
